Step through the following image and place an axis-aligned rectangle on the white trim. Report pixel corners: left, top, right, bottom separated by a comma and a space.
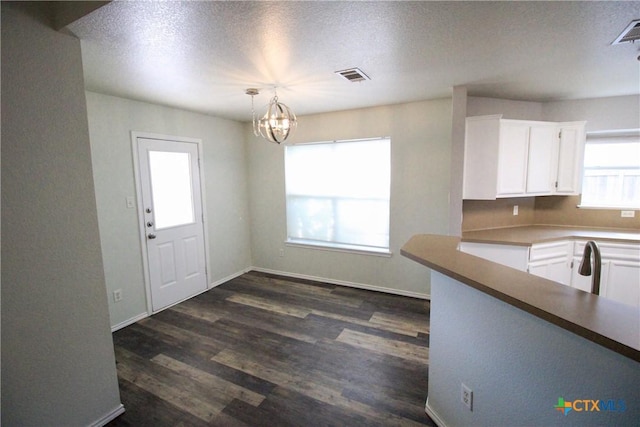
110, 269, 250, 332
285, 240, 392, 257
586, 128, 640, 139
250, 267, 430, 300
90, 404, 125, 427
130, 131, 210, 316
111, 312, 148, 332
577, 204, 639, 210
130, 132, 153, 315
425, 398, 447, 427
285, 136, 391, 146
209, 268, 252, 289
196, 140, 213, 293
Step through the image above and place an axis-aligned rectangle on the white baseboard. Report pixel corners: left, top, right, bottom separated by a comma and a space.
111, 312, 148, 332
425, 398, 447, 427
90, 403, 125, 427
209, 268, 252, 289
110, 268, 251, 332
110, 267, 425, 332
249, 267, 430, 300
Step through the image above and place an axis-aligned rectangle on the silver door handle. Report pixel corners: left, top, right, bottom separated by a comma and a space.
148, 233, 157, 240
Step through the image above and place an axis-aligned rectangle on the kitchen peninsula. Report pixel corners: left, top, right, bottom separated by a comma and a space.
401, 234, 640, 426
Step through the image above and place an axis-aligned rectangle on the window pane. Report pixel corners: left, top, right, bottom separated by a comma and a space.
149, 151, 195, 229
581, 137, 640, 209
286, 196, 334, 242
622, 173, 640, 205
335, 199, 390, 248
285, 138, 391, 251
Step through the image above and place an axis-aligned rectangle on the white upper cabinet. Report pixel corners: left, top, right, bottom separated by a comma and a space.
463, 115, 586, 200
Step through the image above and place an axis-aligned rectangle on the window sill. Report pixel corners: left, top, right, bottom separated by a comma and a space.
577, 205, 639, 211
285, 239, 392, 257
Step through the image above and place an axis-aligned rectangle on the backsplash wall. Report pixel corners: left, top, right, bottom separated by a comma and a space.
462, 198, 535, 231
462, 195, 639, 231
534, 195, 640, 229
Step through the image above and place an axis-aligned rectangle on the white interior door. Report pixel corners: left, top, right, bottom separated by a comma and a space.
137, 137, 207, 312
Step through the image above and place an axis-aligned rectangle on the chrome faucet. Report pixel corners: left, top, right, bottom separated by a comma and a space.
578, 240, 601, 295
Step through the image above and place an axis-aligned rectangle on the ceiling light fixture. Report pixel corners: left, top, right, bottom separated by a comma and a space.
246, 88, 297, 144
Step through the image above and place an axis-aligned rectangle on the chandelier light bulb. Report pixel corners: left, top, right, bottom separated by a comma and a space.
246, 89, 297, 144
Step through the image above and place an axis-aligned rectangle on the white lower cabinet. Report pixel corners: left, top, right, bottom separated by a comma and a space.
602, 260, 640, 306
572, 241, 640, 307
458, 241, 529, 271
465, 239, 640, 308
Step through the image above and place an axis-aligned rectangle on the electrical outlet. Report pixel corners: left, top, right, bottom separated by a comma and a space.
461, 383, 473, 411
113, 289, 123, 302
621, 210, 635, 218
125, 196, 135, 209
279, 248, 285, 257
513, 205, 519, 216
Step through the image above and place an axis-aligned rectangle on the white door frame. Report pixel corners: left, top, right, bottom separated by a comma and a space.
131, 131, 211, 315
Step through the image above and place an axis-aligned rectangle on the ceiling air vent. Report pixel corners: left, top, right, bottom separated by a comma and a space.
612, 19, 640, 45
335, 67, 370, 82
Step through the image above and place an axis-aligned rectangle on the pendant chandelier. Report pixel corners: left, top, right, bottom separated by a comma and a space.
246, 88, 297, 144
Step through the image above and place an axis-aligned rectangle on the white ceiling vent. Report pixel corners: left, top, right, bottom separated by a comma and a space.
335, 67, 370, 82
612, 19, 640, 45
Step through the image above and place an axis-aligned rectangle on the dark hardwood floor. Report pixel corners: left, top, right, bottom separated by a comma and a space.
107, 271, 434, 426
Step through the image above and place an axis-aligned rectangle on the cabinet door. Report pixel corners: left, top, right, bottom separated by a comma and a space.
571, 257, 609, 293
526, 125, 558, 195
556, 123, 585, 194
463, 116, 501, 200
601, 260, 640, 307
497, 122, 529, 196
458, 242, 529, 271
529, 258, 572, 285
528, 241, 573, 285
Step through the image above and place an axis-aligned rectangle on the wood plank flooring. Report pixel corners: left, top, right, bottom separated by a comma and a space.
107, 271, 434, 426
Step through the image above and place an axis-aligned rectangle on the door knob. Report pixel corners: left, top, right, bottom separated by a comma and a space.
148, 233, 157, 240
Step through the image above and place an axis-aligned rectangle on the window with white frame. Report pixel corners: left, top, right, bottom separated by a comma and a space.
285, 137, 391, 254
580, 130, 640, 209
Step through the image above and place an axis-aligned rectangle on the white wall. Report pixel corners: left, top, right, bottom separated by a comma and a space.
428, 272, 640, 426
85, 92, 252, 329
247, 100, 452, 297
449, 86, 467, 236
1, 4, 122, 425
467, 94, 640, 131
467, 96, 544, 120
543, 95, 640, 132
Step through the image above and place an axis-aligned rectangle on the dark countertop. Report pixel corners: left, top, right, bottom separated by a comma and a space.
462, 225, 639, 246
401, 234, 640, 363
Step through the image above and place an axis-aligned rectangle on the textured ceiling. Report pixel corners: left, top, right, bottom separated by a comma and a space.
67, 1, 640, 122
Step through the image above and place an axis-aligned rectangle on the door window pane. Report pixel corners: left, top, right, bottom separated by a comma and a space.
149, 151, 195, 229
